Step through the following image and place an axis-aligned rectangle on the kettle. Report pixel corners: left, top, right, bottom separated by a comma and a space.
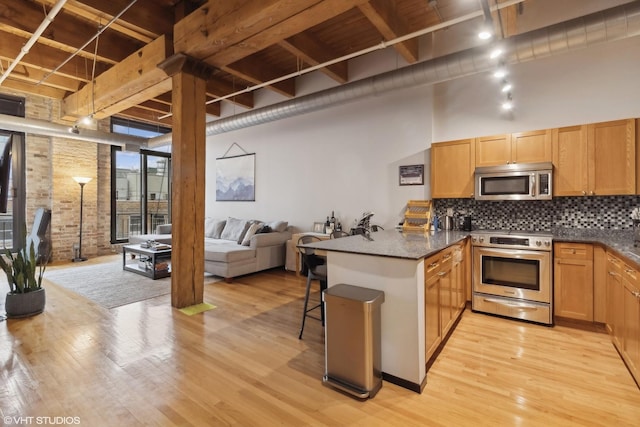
443, 216, 454, 230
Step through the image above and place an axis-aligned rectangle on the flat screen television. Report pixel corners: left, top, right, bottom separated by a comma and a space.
0, 134, 13, 213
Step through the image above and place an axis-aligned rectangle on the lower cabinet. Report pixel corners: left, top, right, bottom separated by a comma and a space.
604, 251, 640, 386
424, 242, 467, 363
553, 243, 594, 321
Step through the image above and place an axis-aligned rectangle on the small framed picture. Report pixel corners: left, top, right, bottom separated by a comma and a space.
399, 164, 424, 186
313, 222, 325, 233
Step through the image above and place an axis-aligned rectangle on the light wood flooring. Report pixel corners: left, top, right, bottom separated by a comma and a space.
1, 255, 640, 426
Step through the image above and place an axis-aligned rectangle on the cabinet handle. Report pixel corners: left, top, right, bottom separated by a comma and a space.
582, 190, 587, 196
438, 271, 447, 276
442, 254, 451, 260
634, 291, 640, 298
589, 191, 595, 196
428, 262, 438, 268
625, 268, 634, 274
608, 271, 620, 277
571, 249, 576, 254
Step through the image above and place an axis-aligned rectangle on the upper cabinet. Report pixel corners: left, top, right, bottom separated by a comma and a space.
475, 130, 551, 167
553, 119, 637, 196
431, 138, 475, 199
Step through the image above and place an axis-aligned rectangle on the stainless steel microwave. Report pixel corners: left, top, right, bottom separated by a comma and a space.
474, 162, 552, 201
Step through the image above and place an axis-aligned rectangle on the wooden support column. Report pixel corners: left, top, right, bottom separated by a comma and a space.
158, 54, 215, 308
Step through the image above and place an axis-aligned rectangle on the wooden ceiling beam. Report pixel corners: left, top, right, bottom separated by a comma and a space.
0, 62, 80, 92
1, 77, 67, 99
116, 106, 173, 127
0, 30, 108, 81
358, 0, 419, 64
279, 33, 348, 84
496, 0, 520, 38
0, 0, 143, 64
205, 79, 254, 109
221, 61, 295, 99
62, 35, 173, 118
39, 0, 172, 43
197, 0, 370, 68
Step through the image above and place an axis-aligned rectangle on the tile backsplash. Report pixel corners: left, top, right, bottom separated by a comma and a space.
433, 196, 640, 231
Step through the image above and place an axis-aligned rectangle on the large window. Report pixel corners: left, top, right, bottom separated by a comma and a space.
110, 118, 171, 243
0, 95, 26, 251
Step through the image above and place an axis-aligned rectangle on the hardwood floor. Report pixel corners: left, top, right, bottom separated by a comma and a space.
1, 256, 640, 426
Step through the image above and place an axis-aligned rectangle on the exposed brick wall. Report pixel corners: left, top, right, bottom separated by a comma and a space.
1, 89, 116, 262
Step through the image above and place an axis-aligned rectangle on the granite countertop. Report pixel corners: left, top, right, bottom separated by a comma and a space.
552, 227, 640, 265
301, 227, 640, 265
300, 229, 469, 260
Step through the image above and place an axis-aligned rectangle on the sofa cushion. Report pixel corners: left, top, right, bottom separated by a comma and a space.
204, 239, 255, 263
220, 217, 250, 242
155, 223, 172, 234
205, 218, 226, 239
266, 220, 288, 233
241, 222, 263, 246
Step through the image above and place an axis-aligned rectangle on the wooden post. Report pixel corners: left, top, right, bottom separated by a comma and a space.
158, 54, 214, 308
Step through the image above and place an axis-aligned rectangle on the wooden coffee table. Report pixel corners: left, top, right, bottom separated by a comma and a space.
122, 243, 172, 280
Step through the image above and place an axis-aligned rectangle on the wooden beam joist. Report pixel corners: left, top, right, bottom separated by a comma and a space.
358, 0, 419, 64
0, 63, 80, 92
63, 35, 173, 119
205, 79, 253, 109
222, 61, 295, 99
0, 0, 144, 65
0, 30, 108, 81
279, 33, 348, 84
0, 77, 67, 99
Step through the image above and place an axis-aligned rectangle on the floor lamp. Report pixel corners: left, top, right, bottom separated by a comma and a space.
72, 176, 92, 262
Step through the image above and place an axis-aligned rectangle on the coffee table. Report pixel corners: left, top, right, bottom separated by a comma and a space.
123, 243, 172, 280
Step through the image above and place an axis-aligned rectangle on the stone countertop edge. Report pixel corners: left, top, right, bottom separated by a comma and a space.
298, 229, 469, 260
300, 228, 640, 266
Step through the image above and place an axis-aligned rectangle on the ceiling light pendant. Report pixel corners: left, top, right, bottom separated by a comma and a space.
493, 68, 507, 78
489, 48, 503, 59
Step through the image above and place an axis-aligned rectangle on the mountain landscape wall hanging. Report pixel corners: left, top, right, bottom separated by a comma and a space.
216, 152, 255, 201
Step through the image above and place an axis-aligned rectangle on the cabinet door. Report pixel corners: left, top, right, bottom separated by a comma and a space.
511, 129, 552, 164
425, 273, 441, 360
431, 138, 476, 198
623, 266, 640, 381
475, 134, 512, 167
552, 125, 588, 196
554, 243, 593, 321
588, 119, 636, 195
606, 254, 623, 336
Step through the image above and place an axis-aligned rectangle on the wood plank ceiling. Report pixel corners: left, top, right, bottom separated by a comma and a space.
0, 0, 522, 128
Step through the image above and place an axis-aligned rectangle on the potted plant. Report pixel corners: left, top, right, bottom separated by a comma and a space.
0, 227, 48, 318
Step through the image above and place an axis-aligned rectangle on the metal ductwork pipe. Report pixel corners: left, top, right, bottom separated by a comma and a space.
148, 0, 640, 147
0, 114, 145, 147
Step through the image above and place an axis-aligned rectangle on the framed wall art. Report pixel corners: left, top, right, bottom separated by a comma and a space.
399, 164, 424, 186
216, 151, 256, 201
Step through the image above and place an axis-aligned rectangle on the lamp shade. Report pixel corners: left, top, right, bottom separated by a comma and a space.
73, 176, 92, 185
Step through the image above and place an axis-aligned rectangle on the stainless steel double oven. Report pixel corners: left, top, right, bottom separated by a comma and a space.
471, 231, 553, 325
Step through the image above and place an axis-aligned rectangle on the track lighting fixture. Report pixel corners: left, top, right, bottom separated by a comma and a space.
501, 81, 512, 92
489, 48, 503, 59
501, 93, 513, 110
81, 114, 93, 126
69, 124, 79, 134
493, 68, 507, 79
478, 0, 494, 40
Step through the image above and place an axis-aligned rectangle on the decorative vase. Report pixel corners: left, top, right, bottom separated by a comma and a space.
5, 288, 46, 318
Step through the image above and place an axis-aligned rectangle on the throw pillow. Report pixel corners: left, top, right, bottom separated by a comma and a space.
257, 225, 272, 234
267, 221, 288, 233
205, 218, 226, 238
220, 217, 250, 242
241, 222, 263, 246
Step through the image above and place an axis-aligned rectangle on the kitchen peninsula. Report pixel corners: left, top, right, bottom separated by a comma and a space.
302, 229, 469, 393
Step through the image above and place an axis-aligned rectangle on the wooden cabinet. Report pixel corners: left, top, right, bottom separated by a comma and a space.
431, 138, 475, 198
606, 252, 624, 347
424, 243, 467, 362
553, 119, 637, 196
554, 243, 594, 321
622, 263, 640, 381
476, 129, 551, 167
593, 246, 607, 323
425, 252, 442, 360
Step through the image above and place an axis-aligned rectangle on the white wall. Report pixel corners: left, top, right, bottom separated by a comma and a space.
205, 20, 640, 233
206, 82, 433, 232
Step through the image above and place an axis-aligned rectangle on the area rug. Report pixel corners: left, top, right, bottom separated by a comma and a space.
44, 257, 221, 309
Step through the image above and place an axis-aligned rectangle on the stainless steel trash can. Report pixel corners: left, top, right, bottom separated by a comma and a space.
322, 284, 385, 399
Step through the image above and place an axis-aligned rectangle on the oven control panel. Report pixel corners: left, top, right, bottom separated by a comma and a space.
470, 232, 553, 251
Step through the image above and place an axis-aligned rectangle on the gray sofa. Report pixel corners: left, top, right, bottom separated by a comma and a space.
130, 218, 292, 281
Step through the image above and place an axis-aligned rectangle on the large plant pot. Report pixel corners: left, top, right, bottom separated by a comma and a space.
5, 288, 46, 318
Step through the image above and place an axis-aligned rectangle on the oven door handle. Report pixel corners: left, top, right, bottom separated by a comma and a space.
482, 297, 540, 312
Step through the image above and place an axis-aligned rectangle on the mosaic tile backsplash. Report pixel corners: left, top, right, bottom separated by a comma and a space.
433, 196, 640, 231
